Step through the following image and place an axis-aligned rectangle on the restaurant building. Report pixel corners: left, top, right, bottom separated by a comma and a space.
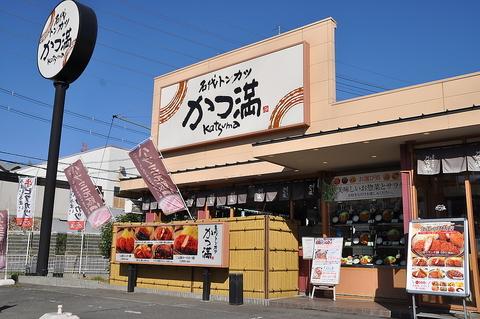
113, 18, 480, 310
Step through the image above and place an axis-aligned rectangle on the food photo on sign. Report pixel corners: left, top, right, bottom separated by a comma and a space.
114, 222, 228, 267
406, 218, 469, 297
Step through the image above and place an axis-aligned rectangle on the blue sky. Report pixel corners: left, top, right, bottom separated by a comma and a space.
0, 0, 479, 165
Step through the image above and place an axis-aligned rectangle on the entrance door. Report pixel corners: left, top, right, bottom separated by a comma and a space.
470, 173, 480, 309
416, 173, 480, 309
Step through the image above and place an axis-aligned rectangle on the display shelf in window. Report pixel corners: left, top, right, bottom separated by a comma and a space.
329, 196, 406, 268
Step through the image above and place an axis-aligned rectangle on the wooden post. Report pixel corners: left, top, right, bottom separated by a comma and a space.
289, 199, 294, 220
204, 202, 210, 220
264, 215, 270, 299
321, 200, 329, 236
465, 180, 480, 312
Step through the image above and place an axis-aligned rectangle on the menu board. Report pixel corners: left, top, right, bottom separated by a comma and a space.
114, 222, 229, 268
406, 219, 469, 297
310, 237, 343, 285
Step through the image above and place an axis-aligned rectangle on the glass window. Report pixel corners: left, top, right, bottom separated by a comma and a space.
416, 174, 467, 219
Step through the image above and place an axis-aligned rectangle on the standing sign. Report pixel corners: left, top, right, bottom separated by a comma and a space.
37, 0, 97, 83
114, 222, 229, 268
332, 171, 402, 202
157, 43, 307, 150
129, 139, 187, 215
67, 190, 86, 231
16, 177, 36, 228
36, 0, 97, 276
310, 237, 343, 285
64, 160, 111, 229
406, 218, 469, 297
0, 210, 8, 270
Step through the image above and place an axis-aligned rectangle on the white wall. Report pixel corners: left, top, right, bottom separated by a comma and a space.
16, 146, 138, 206
0, 179, 69, 220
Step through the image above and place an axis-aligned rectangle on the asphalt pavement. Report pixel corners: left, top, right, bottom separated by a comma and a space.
0, 284, 388, 319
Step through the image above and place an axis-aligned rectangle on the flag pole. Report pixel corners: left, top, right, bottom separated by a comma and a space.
158, 151, 194, 221
4, 209, 10, 280
78, 228, 85, 275
26, 176, 37, 271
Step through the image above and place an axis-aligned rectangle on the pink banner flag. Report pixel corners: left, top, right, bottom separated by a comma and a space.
0, 210, 8, 270
64, 160, 112, 229
129, 139, 186, 215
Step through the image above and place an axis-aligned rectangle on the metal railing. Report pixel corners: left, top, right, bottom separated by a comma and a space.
1, 254, 109, 275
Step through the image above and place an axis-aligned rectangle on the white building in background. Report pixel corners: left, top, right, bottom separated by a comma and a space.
0, 146, 140, 232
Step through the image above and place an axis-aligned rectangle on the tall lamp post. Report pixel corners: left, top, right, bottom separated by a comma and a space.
36, 0, 97, 276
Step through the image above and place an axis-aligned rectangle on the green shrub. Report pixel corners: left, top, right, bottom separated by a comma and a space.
99, 213, 143, 259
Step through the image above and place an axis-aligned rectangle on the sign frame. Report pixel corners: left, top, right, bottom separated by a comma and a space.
310, 237, 343, 286
37, 0, 97, 84
154, 41, 310, 152
114, 222, 229, 268
406, 218, 470, 297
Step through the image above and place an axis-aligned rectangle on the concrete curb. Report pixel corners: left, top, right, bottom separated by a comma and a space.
17, 276, 268, 306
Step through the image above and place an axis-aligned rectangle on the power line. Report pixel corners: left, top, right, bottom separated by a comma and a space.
0, 158, 121, 187
0, 26, 154, 86
99, 25, 201, 61
336, 88, 362, 98
0, 87, 149, 135
0, 150, 140, 178
337, 60, 411, 85
336, 81, 380, 94
113, 114, 150, 130
336, 74, 390, 91
97, 41, 178, 69
336, 84, 371, 97
89, 57, 156, 78
89, 73, 150, 94
0, 102, 139, 145
89, 4, 224, 53
0, 9, 169, 77
118, 0, 240, 47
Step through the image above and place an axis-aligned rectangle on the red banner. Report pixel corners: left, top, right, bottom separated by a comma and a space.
0, 210, 8, 270
129, 139, 186, 215
64, 160, 111, 229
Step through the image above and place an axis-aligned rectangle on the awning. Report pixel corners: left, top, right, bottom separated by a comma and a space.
254, 187, 265, 202
416, 143, 480, 175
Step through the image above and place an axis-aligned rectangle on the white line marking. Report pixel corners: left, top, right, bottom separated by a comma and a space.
124, 310, 142, 314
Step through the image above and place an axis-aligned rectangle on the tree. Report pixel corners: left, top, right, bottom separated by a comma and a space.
99, 213, 143, 259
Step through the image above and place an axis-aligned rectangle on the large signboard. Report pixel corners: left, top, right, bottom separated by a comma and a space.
332, 171, 402, 202
16, 176, 36, 228
310, 237, 343, 285
158, 43, 307, 150
114, 222, 229, 268
406, 219, 469, 297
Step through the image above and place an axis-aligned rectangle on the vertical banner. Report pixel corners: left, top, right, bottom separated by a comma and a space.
16, 176, 36, 228
129, 139, 186, 215
64, 160, 112, 229
0, 210, 8, 270
310, 237, 343, 286
67, 190, 86, 231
